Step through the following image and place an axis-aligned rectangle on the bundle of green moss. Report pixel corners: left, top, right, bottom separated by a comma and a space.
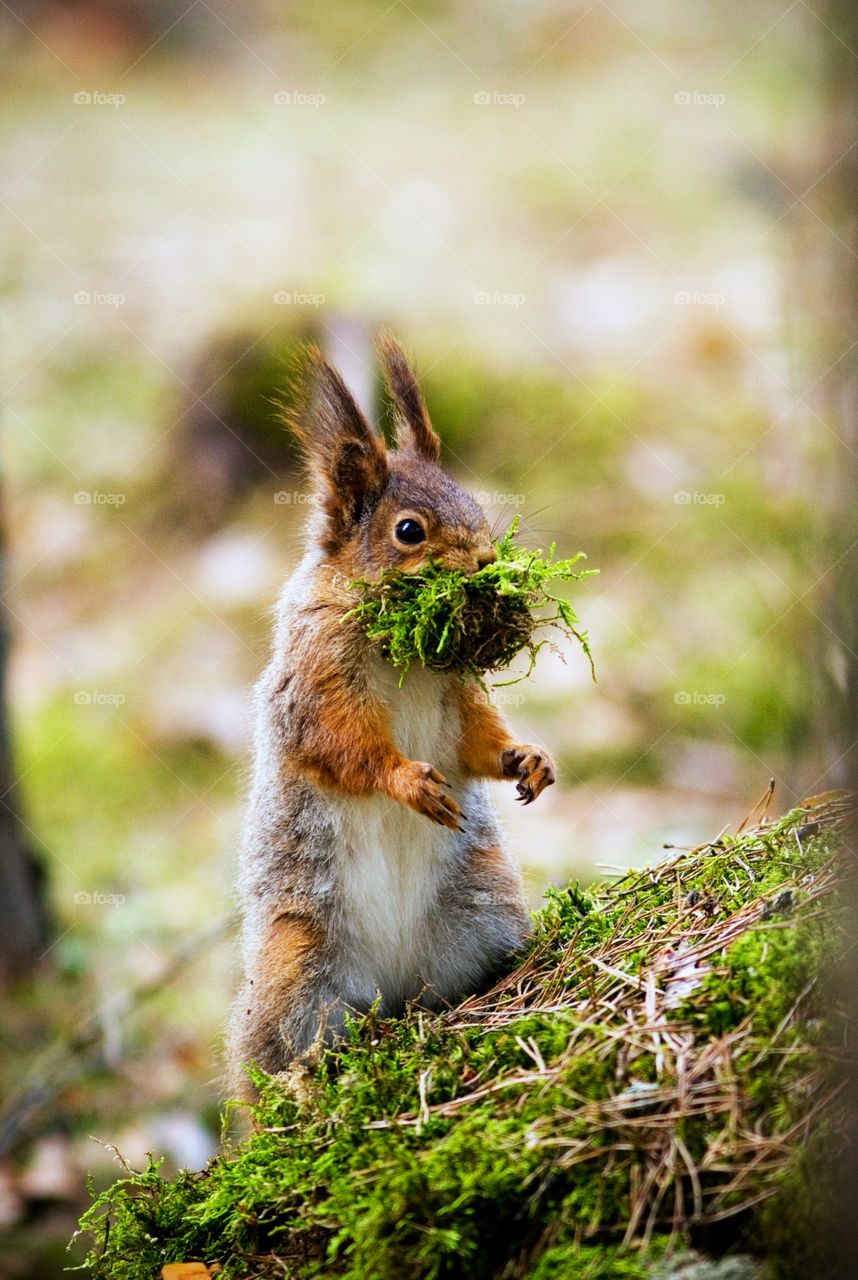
347, 518, 597, 684
76, 794, 848, 1280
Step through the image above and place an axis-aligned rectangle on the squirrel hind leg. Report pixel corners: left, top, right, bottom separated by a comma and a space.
450, 841, 532, 961
226, 913, 339, 1101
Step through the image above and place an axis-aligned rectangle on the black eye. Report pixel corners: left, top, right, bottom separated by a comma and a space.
394, 518, 426, 546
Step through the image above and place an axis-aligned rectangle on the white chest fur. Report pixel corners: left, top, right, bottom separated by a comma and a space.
333, 660, 463, 1007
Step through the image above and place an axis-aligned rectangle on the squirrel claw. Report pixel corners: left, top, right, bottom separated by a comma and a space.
503, 745, 556, 806
395, 760, 462, 830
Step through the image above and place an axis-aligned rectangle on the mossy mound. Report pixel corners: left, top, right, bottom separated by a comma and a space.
347, 519, 597, 685
76, 796, 848, 1280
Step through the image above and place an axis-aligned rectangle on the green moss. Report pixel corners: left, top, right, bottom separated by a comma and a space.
348, 517, 597, 685
524, 1237, 673, 1279
75, 800, 846, 1280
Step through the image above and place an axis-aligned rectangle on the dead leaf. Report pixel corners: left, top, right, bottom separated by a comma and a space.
161, 1265, 212, 1279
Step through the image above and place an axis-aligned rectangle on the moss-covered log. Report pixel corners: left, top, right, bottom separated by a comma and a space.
76, 796, 849, 1280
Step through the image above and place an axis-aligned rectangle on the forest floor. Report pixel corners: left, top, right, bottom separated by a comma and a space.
77, 792, 849, 1280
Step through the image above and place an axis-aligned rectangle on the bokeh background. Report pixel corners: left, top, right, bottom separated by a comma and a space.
1, 1, 856, 1274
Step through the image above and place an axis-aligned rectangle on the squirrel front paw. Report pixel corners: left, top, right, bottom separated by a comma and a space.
501, 745, 556, 805
391, 761, 463, 830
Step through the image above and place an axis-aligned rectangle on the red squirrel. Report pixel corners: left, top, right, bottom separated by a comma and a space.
228, 337, 555, 1094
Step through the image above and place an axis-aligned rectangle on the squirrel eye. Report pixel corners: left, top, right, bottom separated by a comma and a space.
394, 518, 426, 546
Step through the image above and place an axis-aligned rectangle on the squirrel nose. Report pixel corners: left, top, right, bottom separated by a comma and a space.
475, 546, 496, 569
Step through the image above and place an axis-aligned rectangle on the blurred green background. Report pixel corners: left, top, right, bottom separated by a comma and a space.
0, 0, 851, 1273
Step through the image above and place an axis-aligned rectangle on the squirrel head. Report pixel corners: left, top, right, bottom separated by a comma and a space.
287, 336, 496, 579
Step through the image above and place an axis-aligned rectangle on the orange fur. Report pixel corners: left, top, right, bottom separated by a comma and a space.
453, 681, 557, 802
230, 913, 323, 1099
291, 659, 405, 797
286, 583, 462, 828
454, 681, 515, 778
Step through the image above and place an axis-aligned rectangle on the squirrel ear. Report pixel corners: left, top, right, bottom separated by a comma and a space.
286, 347, 388, 542
378, 334, 441, 463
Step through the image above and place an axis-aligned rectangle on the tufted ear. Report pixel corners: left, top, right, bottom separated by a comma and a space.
285, 346, 388, 548
378, 333, 441, 463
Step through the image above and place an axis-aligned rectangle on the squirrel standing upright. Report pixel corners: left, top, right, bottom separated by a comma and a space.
228, 337, 556, 1094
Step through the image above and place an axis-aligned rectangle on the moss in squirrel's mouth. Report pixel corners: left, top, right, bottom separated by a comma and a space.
346, 517, 598, 685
